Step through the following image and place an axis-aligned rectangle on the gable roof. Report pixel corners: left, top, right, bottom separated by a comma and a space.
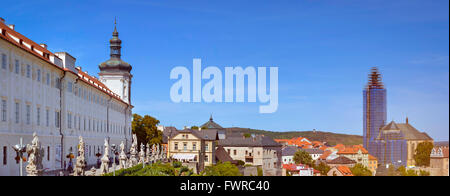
301, 148, 324, 155
327, 156, 357, 165
169, 128, 219, 141
379, 121, 433, 141
337, 145, 369, 155
201, 115, 223, 129
282, 146, 300, 156
218, 135, 282, 147
215, 146, 237, 164
337, 166, 353, 176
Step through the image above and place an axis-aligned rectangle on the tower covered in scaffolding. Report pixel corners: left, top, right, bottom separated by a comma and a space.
363, 67, 387, 162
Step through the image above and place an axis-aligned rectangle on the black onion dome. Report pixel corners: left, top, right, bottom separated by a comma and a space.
99, 21, 132, 73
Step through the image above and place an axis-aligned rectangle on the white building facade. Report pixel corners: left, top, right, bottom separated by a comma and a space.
0, 18, 133, 176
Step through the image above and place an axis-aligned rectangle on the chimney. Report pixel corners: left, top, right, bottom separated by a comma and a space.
406, 117, 409, 124
40, 43, 47, 49
8, 24, 15, 30
0, 17, 5, 23
183, 126, 187, 130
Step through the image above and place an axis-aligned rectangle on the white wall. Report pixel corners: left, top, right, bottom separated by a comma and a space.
0, 37, 132, 176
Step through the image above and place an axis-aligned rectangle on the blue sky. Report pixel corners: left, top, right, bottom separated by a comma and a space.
1, 0, 448, 140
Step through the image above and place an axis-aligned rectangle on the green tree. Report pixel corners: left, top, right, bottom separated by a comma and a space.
201, 162, 242, 176
414, 142, 434, 167
397, 166, 418, 176
387, 164, 398, 176
313, 162, 331, 176
257, 167, 263, 176
236, 160, 245, 166
419, 170, 430, 176
104, 162, 193, 176
243, 133, 252, 138
350, 163, 372, 176
132, 114, 162, 147
293, 150, 314, 166
191, 126, 199, 130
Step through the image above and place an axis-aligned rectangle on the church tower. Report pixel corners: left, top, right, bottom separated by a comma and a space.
99, 19, 132, 104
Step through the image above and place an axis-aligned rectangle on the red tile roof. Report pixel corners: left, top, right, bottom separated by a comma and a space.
0, 21, 131, 106
337, 166, 353, 176
319, 150, 332, 160
274, 137, 313, 147
336, 144, 369, 155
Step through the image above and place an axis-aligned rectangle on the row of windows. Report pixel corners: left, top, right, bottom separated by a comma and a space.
226, 149, 277, 157
0, 53, 125, 114
66, 81, 125, 113
0, 99, 56, 126
66, 111, 126, 134
1, 99, 127, 134
0, 53, 59, 87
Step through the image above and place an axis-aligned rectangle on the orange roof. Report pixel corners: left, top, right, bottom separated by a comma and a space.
337, 166, 353, 176
319, 146, 329, 151
0, 21, 131, 107
368, 154, 377, 161
275, 137, 313, 147
319, 150, 332, 160
336, 144, 369, 155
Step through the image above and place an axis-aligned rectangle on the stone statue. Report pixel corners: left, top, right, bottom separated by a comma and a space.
161, 145, 166, 160
86, 167, 97, 176
118, 141, 128, 169
146, 143, 151, 163
155, 143, 160, 161
26, 132, 43, 176
138, 143, 145, 164
151, 144, 157, 162
99, 138, 110, 175
74, 136, 86, 176
128, 134, 138, 167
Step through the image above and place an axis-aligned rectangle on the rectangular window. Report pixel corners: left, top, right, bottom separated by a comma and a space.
15, 60, 19, 74
205, 155, 208, 162
55, 77, 60, 89
1, 53, 6, 69
46, 109, 49, 127
67, 113, 72, 129
46, 73, 50, 85
2, 146, 6, 165
15, 102, 19, 124
26, 105, 30, 125
55, 111, 60, 128
183, 143, 187, 150
174, 143, 178, 150
205, 144, 209, 151
1, 99, 6, 122
47, 146, 50, 161
26, 65, 31, 78
37, 69, 41, 82
36, 107, 40, 126
193, 143, 197, 151
67, 82, 72, 93
234, 150, 237, 155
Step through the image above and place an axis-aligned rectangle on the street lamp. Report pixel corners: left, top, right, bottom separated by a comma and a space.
111, 144, 117, 176
66, 147, 74, 173
12, 137, 26, 176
